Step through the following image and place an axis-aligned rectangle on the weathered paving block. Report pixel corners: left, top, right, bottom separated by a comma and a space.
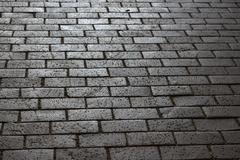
87, 77, 126, 86
26, 135, 76, 148
174, 132, 224, 144
151, 86, 192, 96
21, 110, 66, 122
101, 120, 147, 132
148, 119, 195, 131
56, 148, 107, 160
173, 96, 216, 106
79, 133, 126, 147
113, 108, 159, 119
70, 69, 108, 77
1, 78, 41, 87
110, 147, 161, 160
45, 78, 85, 87
129, 77, 167, 86
0, 136, 24, 149
160, 146, 211, 160
160, 107, 204, 118
0, 111, 18, 122
21, 88, 64, 98
87, 97, 130, 108
211, 145, 240, 159
52, 121, 98, 134
67, 87, 109, 97
194, 119, 240, 131
41, 98, 85, 109
0, 99, 38, 110
68, 109, 112, 120
3, 149, 54, 160
222, 131, 240, 144
28, 69, 67, 77
3, 122, 49, 135
127, 132, 175, 145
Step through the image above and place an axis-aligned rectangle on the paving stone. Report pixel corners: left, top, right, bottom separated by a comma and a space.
0, 111, 18, 122
222, 131, 240, 144
0, 99, 38, 110
148, 119, 195, 131
70, 69, 108, 77
114, 108, 159, 119
67, 87, 109, 97
160, 146, 211, 160
211, 145, 240, 159
127, 132, 175, 145
194, 119, 240, 131
3, 122, 49, 135
111, 87, 151, 96
3, 150, 54, 160
68, 109, 112, 120
0, 136, 24, 149
52, 121, 98, 133
21, 110, 66, 122
101, 120, 147, 132
26, 135, 76, 148
41, 98, 85, 109
87, 77, 126, 86
87, 97, 130, 108
45, 78, 85, 87
174, 132, 224, 144
79, 133, 126, 147
151, 86, 192, 96
160, 107, 204, 118
130, 96, 172, 107
173, 96, 216, 106
21, 88, 64, 98
56, 148, 107, 160
110, 147, 161, 160
203, 106, 240, 118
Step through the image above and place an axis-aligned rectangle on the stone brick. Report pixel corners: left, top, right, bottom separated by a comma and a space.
130, 97, 172, 107
0, 136, 24, 149
111, 87, 151, 97
175, 132, 224, 144
41, 98, 85, 109
194, 119, 240, 131
110, 147, 161, 160
3, 150, 54, 160
26, 135, 76, 148
52, 121, 98, 134
211, 145, 240, 159
148, 119, 195, 131
101, 120, 147, 132
21, 88, 64, 98
3, 122, 49, 135
79, 133, 126, 147
127, 132, 175, 145
160, 146, 211, 160
56, 148, 107, 160
114, 109, 159, 119
68, 109, 112, 120
21, 110, 66, 121
67, 87, 109, 97
160, 107, 204, 118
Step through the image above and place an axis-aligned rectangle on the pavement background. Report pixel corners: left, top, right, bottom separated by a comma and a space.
0, 0, 240, 159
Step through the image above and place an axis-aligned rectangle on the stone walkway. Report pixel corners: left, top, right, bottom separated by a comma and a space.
0, 0, 240, 159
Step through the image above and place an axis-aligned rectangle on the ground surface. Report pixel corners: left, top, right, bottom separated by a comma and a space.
0, 0, 240, 159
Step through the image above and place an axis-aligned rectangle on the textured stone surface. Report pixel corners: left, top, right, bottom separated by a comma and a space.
1, 0, 240, 159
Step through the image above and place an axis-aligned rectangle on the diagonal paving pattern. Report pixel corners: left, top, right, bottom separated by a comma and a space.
0, 0, 240, 159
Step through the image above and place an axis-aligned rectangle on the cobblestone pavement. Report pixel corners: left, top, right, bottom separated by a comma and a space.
0, 0, 240, 159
